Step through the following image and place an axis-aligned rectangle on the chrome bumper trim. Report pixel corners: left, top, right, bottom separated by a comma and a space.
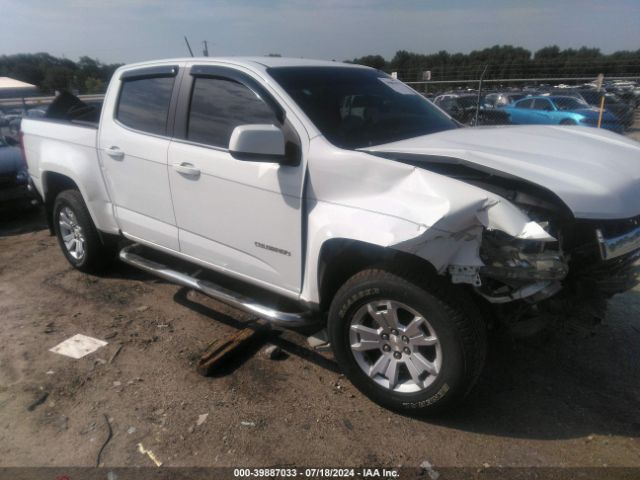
596, 226, 640, 261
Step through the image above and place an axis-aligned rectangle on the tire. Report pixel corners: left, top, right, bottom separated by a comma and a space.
53, 189, 113, 273
328, 267, 486, 415
560, 119, 576, 125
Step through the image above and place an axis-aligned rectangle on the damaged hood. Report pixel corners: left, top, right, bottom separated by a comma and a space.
362, 125, 640, 219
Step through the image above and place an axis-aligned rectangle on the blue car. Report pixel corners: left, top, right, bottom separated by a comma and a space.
503, 96, 623, 133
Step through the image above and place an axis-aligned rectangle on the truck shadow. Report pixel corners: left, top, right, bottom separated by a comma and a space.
98, 261, 341, 374
171, 287, 341, 375
0, 207, 47, 237
430, 290, 640, 439
105, 261, 640, 440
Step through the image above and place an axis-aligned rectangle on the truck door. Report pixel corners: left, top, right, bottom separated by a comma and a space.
167, 65, 305, 294
98, 65, 181, 251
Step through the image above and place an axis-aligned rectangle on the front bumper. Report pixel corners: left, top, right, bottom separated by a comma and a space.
596, 226, 640, 260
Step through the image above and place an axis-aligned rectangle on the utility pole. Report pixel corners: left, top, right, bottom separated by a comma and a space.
474, 65, 488, 126
202, 41, 209, 57
184, 36, 194, 57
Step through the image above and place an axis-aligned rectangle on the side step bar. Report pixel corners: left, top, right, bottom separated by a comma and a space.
119, 245, 317, 328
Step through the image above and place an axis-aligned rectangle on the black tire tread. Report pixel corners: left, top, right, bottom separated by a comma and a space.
53, 189, 112, 273
329, 265, 486, 413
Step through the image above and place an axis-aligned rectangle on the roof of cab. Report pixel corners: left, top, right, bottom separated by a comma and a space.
118, 56, 368, 71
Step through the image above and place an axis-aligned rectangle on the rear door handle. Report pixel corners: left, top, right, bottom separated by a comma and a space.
106, 146, 125, 160
173, 162, 201, 177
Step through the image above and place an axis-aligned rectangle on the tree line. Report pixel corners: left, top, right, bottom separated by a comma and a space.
2, 46, 639, 94
348, 45, 640, 82
0, 53, 122, 94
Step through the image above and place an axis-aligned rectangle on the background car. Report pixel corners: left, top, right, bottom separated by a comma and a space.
434, 93, 509, 125
503, 95, 622, 132
0, 135, 36, 210
26, 108, 46, 119
433, 93, 478, 123
483, 91, 527, 108
576, 90, 635, 128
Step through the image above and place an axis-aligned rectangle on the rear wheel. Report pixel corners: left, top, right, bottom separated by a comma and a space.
328, 268, 486, 415
53, 190, 113, 273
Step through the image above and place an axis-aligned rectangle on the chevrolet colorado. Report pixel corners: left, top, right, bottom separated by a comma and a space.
21, 58, 640, 414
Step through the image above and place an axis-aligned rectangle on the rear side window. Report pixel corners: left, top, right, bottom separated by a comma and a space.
116, 76, 175, 135
187, 77, 277, 148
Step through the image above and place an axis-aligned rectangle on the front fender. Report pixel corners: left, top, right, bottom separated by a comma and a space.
300, 138, 552, 304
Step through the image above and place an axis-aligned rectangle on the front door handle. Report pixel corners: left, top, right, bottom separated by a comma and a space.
173, 162, 201, 177
106, 146, 125, 160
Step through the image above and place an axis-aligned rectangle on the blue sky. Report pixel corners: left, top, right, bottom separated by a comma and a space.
1, 0, 638, 63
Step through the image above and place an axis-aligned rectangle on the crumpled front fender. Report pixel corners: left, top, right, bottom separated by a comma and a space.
300, 139, 554, 303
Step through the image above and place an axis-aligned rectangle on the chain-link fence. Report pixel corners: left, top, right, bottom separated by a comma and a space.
0, 94, 103, 138
2, 65, 640, 138
397, 61, 640, 134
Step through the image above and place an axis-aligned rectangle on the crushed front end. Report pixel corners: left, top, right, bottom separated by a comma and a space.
433, 168, 640, 326
468, 209, 640, 326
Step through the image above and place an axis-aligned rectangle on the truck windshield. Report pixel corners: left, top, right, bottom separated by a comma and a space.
268, 66, 458, 149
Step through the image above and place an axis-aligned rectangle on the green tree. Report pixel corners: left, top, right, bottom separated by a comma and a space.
84, 77, 104, 93
43, 66, 75, 93
349, 54, 386, 70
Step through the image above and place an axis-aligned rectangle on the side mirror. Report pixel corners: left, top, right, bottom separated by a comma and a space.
229, 124, 286, 163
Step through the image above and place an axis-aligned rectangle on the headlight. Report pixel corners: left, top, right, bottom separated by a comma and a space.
479, 230, 567, 282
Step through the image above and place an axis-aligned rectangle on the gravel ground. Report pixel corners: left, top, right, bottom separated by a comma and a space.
0, 117, 639, 471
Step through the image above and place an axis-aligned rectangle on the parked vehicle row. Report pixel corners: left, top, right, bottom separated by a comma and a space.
574, 90, 635, 127
432, 82, 638, 131
0, 135, 36, 211
0, 107, 47, 136
503, 96, 623, 132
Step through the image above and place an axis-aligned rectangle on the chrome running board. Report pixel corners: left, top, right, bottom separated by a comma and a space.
119, 244, 317, 328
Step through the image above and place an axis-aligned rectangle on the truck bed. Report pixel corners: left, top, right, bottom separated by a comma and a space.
22, 117, 98, 178
21, 117, 119, 235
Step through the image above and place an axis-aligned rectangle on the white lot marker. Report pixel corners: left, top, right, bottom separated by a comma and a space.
49, 334, 108, 359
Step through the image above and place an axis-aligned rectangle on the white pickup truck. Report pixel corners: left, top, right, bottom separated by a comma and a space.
22, 57, 640, 414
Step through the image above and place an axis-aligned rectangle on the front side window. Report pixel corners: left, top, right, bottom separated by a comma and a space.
116, 76, 175, 135
268, 66, 457, 149
534, 99, 553, 111
187, 77, 277, 148
516, 99, 534, 109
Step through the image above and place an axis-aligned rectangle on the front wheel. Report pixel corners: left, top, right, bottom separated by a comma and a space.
328, 268, 486, 415
53, 190, 113, 273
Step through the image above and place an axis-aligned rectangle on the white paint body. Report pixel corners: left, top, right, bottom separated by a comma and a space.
21, 57, 640, 306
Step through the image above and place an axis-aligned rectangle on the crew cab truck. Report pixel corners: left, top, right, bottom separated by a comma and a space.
22, 58, 640, 415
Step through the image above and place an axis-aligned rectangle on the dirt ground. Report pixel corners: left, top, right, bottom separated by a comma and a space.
0, 118, 639, 471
